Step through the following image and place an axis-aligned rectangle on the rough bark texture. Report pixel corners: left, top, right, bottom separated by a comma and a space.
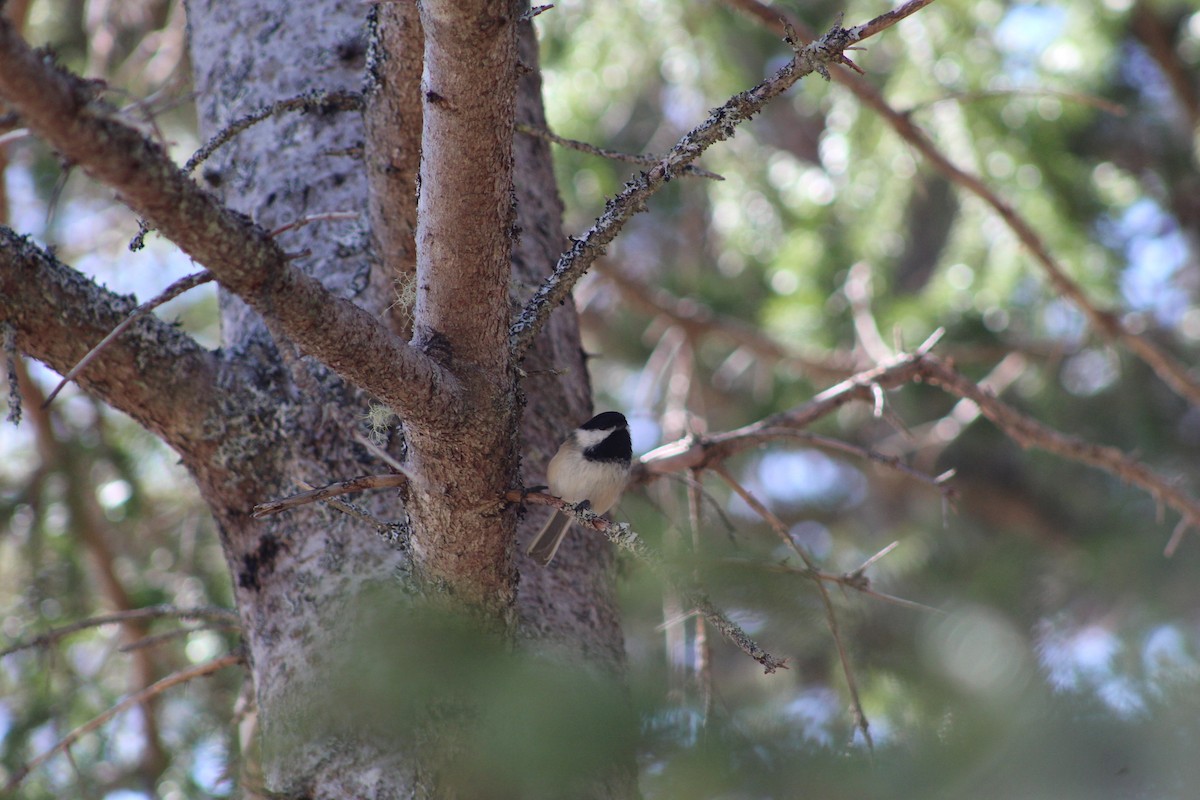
184, 0, 628, 796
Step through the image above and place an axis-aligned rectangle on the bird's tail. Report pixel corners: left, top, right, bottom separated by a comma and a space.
525, 511, 574, 566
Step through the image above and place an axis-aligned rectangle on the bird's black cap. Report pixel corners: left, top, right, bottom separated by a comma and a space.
581, 411, 628, 431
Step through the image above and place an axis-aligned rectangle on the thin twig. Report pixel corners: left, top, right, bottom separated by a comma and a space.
918, 356, 1200, 555
521, 4, 554, 21
844, 262, 893, 364
184, 89, 363, 175
352, 430, 413, 476
252, 473, 408, 518
753, 427, 958, 503
510, 6, 931, 358
639, 334, 1200, 553
596, 262, 857, 382
126, 90, 363, 250
507, 489, 788, 672
845, 0, 938, 43
663, 470, 739, 542
595, 262, 1063, 384
902, 87, 1127, 117
853, 541, 900, 575
716, 557, 944, 615
637, 329, 946, 478
296, 480, 409, 546
1129, 1, 1199, 129
687, 468, 714, 723
267, 211, 360, 238
517, 123, 724, 180
712, 464, 874, 749
3, 653, 243, 792
42, 271, 213, 408
1, 606, 239, 659
126, 90, 364, 249
118, 624, 233, 654
724, 0, 1200, 410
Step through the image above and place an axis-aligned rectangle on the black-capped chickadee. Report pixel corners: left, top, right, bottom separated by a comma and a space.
526, 411, 632, 566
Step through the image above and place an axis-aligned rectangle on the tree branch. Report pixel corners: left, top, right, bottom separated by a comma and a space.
252, 473, 409, 518
183, 89, 363, 177
509, 7, 930, 359
0, 19, 461, 425
1129, 1, 1199, 130
713, 464, 873, 748
517, 123, 724, 180
724, 0, 1200, 410
507, 489, 788, 672
364, 4, 423, 338
0, 230, 220, 452
595, 261, 857, 382
640, 334, 1200, 553
637, 331, 946, 479
0, 605, 239, 659
918, 357, 1200, 555
845, 0, 938, 43
2, 653, 243, 793
413, 0, 519, 376
42, 269, 213, 408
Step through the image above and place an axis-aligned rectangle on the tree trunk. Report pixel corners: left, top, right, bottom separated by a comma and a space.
0, 0, 634, 791
144, 0, 629, 795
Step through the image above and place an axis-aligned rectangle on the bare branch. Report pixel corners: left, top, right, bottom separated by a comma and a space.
517, 123, 724, 180
267, 211, 360, 239
724, 0, 1200, 410
365, 3, 423, 338
637, 332, 945, 479
510, 7, 931, 359
43, 270, 213, 408
845, 0, 939, 43
352, 430, 411, 475
0, 231, 221, 449
713, 464, 873, 749
118, 625, 231, 654
595, 262, 857, 382
184, 89, 363, 176
1130, 1, 1199, 129
1, 605, 239, 659
720, 557, 945, 615
132, 89, 365, 251
902, 87, 1127, 118
642, 338, 1200, 554
0, 21, 461, 426
276, 479, 409, 547
252, 473, 409, 518
844, 261, 893, 364
918, 356, 1200, 555
2, 653, 243, 793
754, 427, 958, 504
686, 469, 714, 722
522, 4, 554, 21
507, 489, 788, 672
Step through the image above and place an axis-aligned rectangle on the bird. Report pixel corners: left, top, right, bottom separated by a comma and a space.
525, 411, 632, 566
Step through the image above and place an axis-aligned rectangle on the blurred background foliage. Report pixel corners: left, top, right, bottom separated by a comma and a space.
3, 0, 1200, 797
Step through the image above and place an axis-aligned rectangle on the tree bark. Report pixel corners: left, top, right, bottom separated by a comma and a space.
0, 0, 633, 796
186, 0, 634, 794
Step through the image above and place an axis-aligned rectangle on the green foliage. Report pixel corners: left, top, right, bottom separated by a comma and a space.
537, 0, 1200, 794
